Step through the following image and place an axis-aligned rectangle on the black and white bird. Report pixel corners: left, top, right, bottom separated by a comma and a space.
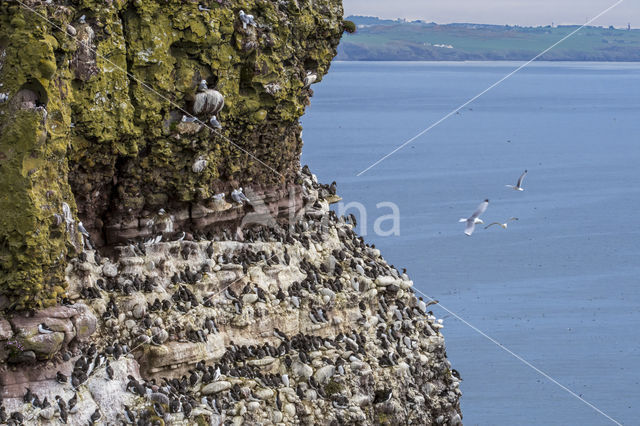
56, 371, 67, 384
89, 408, 101, 424
239, 10, 256, 29
506, 169, 528, 191
373, 388, 393, 404
38, 323, 53, 334
459, 199, 489, 236
124, 405, 136, 423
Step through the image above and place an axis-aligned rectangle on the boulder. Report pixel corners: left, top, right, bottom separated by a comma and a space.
0, 319, 13, 340
71, 304, 97, 341
20, 332, 64, 359
201, 381, 231, 395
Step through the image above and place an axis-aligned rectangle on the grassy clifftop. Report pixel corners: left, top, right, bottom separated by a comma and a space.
338, 16, 640, 61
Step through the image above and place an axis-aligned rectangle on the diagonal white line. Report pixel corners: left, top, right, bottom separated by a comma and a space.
356, 0, 626, 176
413, 287, 623, 425
14, 0, 284, 178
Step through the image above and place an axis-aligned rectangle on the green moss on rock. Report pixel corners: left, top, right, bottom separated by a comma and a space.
0, 0, 345, 310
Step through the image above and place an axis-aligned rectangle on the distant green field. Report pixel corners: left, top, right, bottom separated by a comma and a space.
337, 17, 640, 61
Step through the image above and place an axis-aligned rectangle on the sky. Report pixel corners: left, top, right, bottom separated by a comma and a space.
343, 0, 638, 28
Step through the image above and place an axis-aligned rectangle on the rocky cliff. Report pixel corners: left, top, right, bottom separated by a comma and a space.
0, 1, 462, 424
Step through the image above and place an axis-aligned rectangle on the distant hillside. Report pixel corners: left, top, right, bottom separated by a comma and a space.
338, 16, 640, 61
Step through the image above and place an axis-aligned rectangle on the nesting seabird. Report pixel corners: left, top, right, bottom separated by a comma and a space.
181, 115, 198, 123
0, 93, 8, 103
193, 80, 224, 116
78, 221, 89, 237
239, 10, 257, 29
209, 115, 222, 129
231, 187, 251, 205
485, 217, 519, 230
506, 170, 528, 191
192, 156, 207, 173
304, 71, 317, 87
38, 323, 53, 334
459, 199, 489, 236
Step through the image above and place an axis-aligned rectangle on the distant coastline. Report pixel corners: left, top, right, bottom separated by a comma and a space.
337, 16, 640, 62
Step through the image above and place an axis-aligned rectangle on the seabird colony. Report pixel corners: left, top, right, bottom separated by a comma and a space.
2, 166, 461, 425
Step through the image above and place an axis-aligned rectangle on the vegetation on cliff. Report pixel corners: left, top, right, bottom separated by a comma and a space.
0, 0, 344, 310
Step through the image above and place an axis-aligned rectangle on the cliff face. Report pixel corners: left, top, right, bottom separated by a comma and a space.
0, 1, 463, 424
0, 0, 343, 310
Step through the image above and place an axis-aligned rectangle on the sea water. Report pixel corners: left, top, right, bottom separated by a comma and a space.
301, 61, 640, 426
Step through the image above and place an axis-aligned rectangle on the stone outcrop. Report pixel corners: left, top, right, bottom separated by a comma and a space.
1, 175, 462, 424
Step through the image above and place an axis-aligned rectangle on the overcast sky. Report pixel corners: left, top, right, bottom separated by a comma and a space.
344, 0, 638, 28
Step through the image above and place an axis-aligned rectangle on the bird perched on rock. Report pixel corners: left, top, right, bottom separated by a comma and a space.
231, 188, 251, 205
239, 10, 256, 29
56, 371, 67, 384
506, 170, 528, 191
38, 323, 53, 334
0, 93, 8, 103
181, 115, 198, 123
373, 388, 393, 404
192, 156, 207, 174
209, 115, 222, 129
459, 199, 489, 236
193, 80, 224, 117
304, 71, 317, 87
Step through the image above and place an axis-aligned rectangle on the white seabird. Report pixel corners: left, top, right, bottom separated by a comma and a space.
181, 115, 198, 123
239, 10, 256, 29
77, 221, 90, 237
303, 71, 317, 87
231, 188, 251, 205
38, 323, 54, 334
506, 170, 528, 191
485, 217, 518, 230
192, 156, 207, 173
213, 193, 226, 201
459, 199, 489, 236
0, 93, 8, 103
209, 115, 222, 129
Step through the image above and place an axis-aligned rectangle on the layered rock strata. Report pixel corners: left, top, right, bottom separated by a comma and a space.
0, 174, 462, 424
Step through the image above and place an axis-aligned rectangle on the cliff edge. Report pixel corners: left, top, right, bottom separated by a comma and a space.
0, 1, 462, 424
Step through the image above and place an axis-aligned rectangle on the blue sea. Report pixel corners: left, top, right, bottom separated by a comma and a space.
301, 62, 640, 426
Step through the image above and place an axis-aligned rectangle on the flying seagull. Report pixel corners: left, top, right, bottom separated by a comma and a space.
485, 217, 519, 230
459, 199, 489, 236
506, 170, 528, 191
